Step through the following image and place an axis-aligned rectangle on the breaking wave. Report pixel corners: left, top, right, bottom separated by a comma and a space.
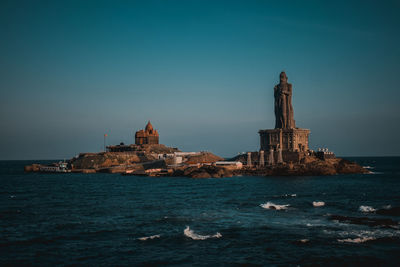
138, 234, 161, 241
363, 166, 374, 169
359, 205, 376, 213
260, 202, 290, 210
184, 226, 221, 240
282, 193, 297, 197
368, 171, 383, 175
313, 201, 325, 207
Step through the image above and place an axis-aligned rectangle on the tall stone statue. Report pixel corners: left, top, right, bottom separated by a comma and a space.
274, 72, 295, 129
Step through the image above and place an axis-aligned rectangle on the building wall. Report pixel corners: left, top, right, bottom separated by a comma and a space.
259, 128, 310, 153
135, 131, 159, 145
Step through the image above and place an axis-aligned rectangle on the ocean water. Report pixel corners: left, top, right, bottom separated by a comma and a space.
1, 157, 400, 266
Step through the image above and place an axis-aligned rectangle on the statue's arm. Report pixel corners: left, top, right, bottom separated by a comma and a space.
288, 84, 292, 95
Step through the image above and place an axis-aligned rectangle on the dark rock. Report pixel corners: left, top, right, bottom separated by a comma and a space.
174, 165, 232, 178
336, 158, 368, 174
191, 171, 212, 178
24, 165, 33, 172
376, 206, 400, 216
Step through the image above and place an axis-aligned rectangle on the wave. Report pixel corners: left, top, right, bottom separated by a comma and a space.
363, 166, 375, 169
313, 201, 325, 207
183, 226, 221, 240
282, 193, 297, 197
368, 171, 383, 174
326, 229, 400, 244
329, 214, 399, 228
272, 193, 297, 198
359, 205, 376, 213
338, 237, 376, 243
138, 234, 161, 241
260, 202, 290, 210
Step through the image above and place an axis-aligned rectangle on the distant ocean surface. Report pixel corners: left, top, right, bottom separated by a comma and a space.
1, 157, 400, 266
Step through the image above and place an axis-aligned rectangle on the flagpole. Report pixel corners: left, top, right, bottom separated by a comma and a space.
104, 134, 107, 152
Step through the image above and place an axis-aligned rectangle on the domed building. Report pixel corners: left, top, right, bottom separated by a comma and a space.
135, 121, 159, 145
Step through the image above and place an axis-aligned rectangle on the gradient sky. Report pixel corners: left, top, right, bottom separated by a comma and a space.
1, 0, 399, 159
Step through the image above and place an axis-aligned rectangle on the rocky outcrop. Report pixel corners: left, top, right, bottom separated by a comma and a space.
335, 158, 367, 174
69, 152, 141, 170
172, 165, 232, 178
185, 152, 224, 164
69, 144, 179, 171
24, 164, 40, 172
236, 158, 368, 176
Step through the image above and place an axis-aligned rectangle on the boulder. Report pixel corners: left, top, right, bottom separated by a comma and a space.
191, 171, 212, 178
24, 165, 33, 172
185, 152, 224, 164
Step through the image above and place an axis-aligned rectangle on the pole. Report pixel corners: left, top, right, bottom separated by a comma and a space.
104, 134, 107, 152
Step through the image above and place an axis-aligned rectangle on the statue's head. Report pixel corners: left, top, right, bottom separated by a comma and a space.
280, 71, 288, 84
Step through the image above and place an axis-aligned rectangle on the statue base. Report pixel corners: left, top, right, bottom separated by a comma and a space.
259, 128, 310, 162
259, 128, 310, 152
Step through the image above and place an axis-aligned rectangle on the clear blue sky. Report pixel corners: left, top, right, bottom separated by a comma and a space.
0, 0, 399, 159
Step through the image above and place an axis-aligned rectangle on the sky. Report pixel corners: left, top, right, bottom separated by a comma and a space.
0, 0, 399, 159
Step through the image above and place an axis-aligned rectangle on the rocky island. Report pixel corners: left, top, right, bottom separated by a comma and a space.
25, 72, 369, 178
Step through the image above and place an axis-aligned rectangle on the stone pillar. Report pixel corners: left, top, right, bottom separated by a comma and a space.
247, 152, 252, 167
268, 149, 275, 165
259, 150, 264, 167
277, 146, 283, 164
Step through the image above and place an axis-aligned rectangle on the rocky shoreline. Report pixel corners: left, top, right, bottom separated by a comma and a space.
24, 151, 369, 178
167, 158, 368, 178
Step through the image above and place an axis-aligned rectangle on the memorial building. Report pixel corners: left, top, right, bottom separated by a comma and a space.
135, 121, 159, 145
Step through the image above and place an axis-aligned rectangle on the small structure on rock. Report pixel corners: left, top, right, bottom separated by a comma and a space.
135, 121, 159, 145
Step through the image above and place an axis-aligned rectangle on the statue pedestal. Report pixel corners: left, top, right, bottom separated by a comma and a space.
259, 128, 310, 163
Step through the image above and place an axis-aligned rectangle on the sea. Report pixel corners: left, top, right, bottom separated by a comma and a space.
1, 157, 400, 266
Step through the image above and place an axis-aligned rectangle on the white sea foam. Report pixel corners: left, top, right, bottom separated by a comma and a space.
382, 204, 392, 209
138, 234, 161, 241
327, 228, 400, 244
260, 202, 290, 210
299, 239, 309, 243
359, 205, 376, 213
282, 193, 297, 197
184, 226, 222, 240
363, 166, 374, 169
313, 201, 325, 207
338, 237, 376, 243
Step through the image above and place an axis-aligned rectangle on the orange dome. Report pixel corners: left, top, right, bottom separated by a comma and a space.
145, 121, 153, 132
